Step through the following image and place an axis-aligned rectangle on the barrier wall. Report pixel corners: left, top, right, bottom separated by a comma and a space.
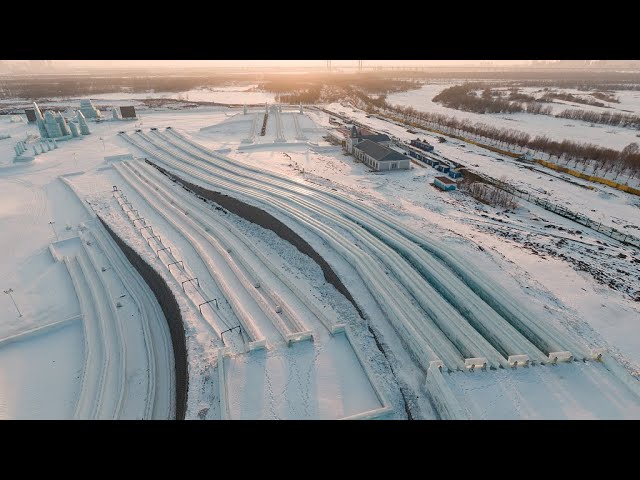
99, 217, 188, 420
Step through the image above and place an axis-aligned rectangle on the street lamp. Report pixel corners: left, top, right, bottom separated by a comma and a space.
4, 288, 22, 317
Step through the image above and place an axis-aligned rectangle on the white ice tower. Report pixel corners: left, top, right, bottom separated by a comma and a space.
44, 111, 63, 138
79, 99, 100, 119
77, 111, 91, 135
55, 112, 71, 136
69, 122, 80, 137
33, 102, 48, 138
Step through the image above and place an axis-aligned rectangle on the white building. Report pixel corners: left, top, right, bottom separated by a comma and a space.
353, 139, 411, 171
346, 125, 391, 154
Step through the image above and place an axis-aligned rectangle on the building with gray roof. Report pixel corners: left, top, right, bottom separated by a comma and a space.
353, 139, 410, 171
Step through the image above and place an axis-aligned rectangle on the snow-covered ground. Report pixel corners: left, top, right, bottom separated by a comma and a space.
320, 102, 640, 231
1, 94, 639, 419
388, 83, 640, 151
0, 321, 83, 419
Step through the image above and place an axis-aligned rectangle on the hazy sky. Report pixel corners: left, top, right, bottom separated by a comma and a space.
28, 60, 532, 68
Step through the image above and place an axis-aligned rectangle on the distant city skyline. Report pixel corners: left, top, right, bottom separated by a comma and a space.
2, 60, 635, 74
2, 60, 534, 69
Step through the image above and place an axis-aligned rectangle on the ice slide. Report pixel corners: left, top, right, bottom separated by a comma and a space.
58, 178, 175, 419
64, 243, 125, 419
150, 130, 552, 361
87, 225, 175, 419
115, 161, 284, 348
124, 132, 466, 370
117, 160, 313, 345
130, 128, 587, 368
273, 106, 286, 143
292, 113, 307, 141
242, 114, 259, 144
160, 128, 588, 359
135, 159, 339, 334
113, 164, 257, 348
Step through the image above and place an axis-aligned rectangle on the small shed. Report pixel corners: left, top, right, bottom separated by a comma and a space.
436, 163, 450, 174
448, 169, 463, 179
434, 176, 457, 191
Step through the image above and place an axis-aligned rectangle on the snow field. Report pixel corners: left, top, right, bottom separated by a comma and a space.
387, 84, 640, 151
4, 95, 638, 419
0, 320, 84, 420
223, 331, 384, 419
445, 360, 640, 419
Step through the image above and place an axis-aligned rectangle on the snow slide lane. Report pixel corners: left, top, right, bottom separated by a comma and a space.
161, 128, 588, 359
123, 132, 462, 370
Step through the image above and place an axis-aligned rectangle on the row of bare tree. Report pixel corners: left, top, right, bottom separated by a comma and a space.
540, 91, 607, 107
556, 108, 640, 129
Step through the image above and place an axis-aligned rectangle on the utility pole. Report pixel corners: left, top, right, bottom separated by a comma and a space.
49, 221, 58, 241
4, 288, 22, 317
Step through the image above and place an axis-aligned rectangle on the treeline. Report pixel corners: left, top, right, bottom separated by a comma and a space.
259, 74, 419, 100
556, 109, 640, 129
433, 83, 551, 114
275, 85, 322, 104
353, 94, 640, 183
592, 91, 620, 103
540, 91, 607, 107
0, 75, 242, 99
432, 84, 640, 132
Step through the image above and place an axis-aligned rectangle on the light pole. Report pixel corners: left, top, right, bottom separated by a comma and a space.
100, 137, 105, 151
73, 152, 78, 169
49, 221, 58, 241
4, 288, 22, 317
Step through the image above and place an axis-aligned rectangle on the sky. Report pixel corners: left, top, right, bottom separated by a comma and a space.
3, 60, 532, 69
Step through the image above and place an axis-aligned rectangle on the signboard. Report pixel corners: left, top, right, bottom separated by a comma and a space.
25, 109, 37, 122
119, 106, 137, 119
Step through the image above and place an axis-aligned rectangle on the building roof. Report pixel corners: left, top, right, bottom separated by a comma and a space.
354, 139, 408, 162
434, 176, 456, 185
360, 133, 390, 143
351, 126, 390, 143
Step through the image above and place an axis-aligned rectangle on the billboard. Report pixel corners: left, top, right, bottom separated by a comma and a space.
25, 109, 37, 122
119, 106, 137, 119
